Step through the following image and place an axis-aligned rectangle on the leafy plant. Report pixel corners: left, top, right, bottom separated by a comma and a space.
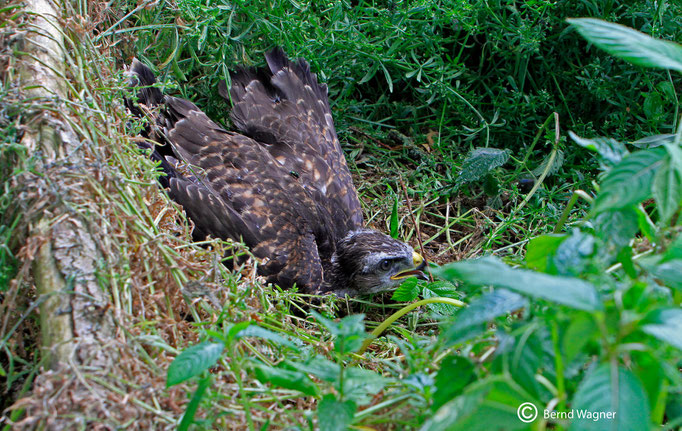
423, 18, 682, 430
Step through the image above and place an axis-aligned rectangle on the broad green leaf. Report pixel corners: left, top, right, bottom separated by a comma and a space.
167, 341, 225, 387
653, 143, 682, 223
552, 230, 595, 276
252, 364, 319, 396
504, 326, 554, 401
568, 131, 627, 168
641, 308, 682, 350
663, 235, 682, 261
441, 289, 527, 346
567, 18, 682, 72
422, 280, 461, 316
421, 377, 534, 431
457, 148, 509, 184
340, 367, 389, 404
432, 356, 476, 411
434, 256, 602, 311
238, 325, 300, 351
318, 394, 356, 431
653, 157, 682, 224
570, 363, 650, 431
593, 148, 666, 213
525, 234, 568, 272
392, 277, 420, 301
310, 311, 368, 354
593, 208, 640, 251
562, 313, 598, 362
288, 356, 340, 383
639, 257, 682, 291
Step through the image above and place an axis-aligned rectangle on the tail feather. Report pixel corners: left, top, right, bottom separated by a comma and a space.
125, 58, 165, 112
125, 58, 176, 187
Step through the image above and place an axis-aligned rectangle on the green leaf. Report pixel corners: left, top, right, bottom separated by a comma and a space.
389, 197, 399, 239
422, 280, 461, 316
252, 364, 319, 396
593, 148, 666, 213
525, 234, 568, 272
662, 235, 682, 261
641, 308, 682, 350
441, 289, 528, 346
288, 356, 340, 383
570, 363, 651, 430
310, 311, 368, 354
178, 375, 212, 431
421, 377, 534, 431
653, 144, 682, 223
568, 131, 627, 169
167, 341, 225, 387
434, 256, 602, 311
552, 230, 595, 277
433, 356, 476, 411
391, 277, 420, 301
567, 18, 682, 72
632, 134, 675, 149
457, 148, 509, 184
340, 367, 388, 404
593, 208, 640, 251
226, 321, 252, 343
639, 257, 682, 291
318, 394, 356, 431
238, 325, 300, 351
562, 313, 599, 362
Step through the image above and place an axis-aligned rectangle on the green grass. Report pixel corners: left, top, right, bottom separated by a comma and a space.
2, 0, 682, 429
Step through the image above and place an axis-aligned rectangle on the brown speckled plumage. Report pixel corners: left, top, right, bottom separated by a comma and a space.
127, 49, 424, 295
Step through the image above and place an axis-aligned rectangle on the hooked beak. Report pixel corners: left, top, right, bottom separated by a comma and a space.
390, 251, 427, 280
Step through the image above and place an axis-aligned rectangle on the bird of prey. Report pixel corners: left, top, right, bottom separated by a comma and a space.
127, 48, 425, 296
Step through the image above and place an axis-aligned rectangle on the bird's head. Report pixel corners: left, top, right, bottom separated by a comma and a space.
331, 229, 426, 296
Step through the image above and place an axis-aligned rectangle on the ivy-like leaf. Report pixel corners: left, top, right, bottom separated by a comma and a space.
434, 256, 602, 311
593, 147, 666, 213
567, 18, 682, 72
457, 148, 509, 184
167, 341, 225, 387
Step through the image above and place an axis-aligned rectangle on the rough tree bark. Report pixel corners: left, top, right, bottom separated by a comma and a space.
17, 0, 115, 369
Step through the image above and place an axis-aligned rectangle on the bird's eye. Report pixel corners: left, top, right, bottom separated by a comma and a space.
380, 259, 391, 271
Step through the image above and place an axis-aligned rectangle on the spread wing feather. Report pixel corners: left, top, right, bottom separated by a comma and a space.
226, 49, 364, 236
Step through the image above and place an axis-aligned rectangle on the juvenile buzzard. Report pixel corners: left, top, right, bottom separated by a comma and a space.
127, 49, 424, 296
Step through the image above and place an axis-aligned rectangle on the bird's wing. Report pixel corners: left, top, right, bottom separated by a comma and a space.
225, 48, 364, 237
161, 96, 331, 292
